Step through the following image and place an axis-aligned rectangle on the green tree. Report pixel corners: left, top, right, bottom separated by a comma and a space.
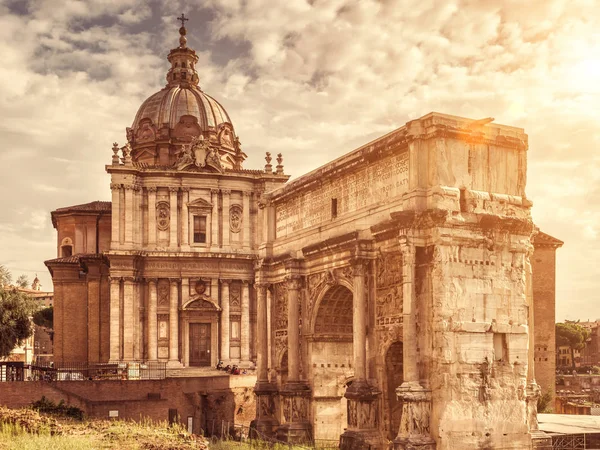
0, 264, 11, 287
16, 274, 29, 288
556, 321, 591, 369
0, 285, 35, 358
33, 306, 53, 329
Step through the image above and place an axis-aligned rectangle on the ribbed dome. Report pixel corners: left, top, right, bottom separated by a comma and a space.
132, 85, 232, 132
125, 22, 246, 170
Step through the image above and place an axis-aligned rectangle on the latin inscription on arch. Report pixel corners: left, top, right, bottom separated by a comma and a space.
275, 151, 409, 237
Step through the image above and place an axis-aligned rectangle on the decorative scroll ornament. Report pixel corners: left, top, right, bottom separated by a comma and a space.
156, 201, 170, 231
230, 205, 243, 233
174, 135, 223, 172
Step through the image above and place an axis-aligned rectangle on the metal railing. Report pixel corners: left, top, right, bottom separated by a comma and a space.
24, 361, 167, 381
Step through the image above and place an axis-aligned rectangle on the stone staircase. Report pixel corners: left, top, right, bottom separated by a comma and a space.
166, 367, 225, 378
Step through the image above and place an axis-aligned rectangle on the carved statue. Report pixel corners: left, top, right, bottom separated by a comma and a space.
205, 146, 222, 171
175, 143, 195, 170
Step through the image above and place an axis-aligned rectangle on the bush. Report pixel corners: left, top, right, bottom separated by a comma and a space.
31, 397, 84, 421
537, 391, 553, 413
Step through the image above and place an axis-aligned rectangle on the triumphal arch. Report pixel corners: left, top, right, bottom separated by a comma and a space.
46, 21, 543, 450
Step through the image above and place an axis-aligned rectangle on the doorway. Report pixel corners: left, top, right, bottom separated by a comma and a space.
189, 323, 211, 366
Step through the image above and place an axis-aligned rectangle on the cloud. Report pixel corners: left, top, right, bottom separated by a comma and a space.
0, 0, 598, 321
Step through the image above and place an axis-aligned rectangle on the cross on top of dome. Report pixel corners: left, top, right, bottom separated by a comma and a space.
177, 13, 189, 48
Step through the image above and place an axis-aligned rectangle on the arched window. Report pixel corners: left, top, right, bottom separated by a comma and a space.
60, 237, 73, 257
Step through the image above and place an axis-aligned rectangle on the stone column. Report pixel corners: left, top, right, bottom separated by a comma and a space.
133, 279, 141, 360
124, 184, 134, 246
168, 278, 181, 367
222, 189, 231, 248
278, 274, 312, 444
251, 282, 279, 439
110, 183, 121, 248
182, 278, 190, 367
340, 257, 385, 450
169, 187, 179, 249
211, 189, 219, 249
109, 276, 121, 362
181, 187, 189, 248
241, 280, 251, 366
220, 279, 231, 362
147, 279, 158, 361
243, 191, 251, 249
148, 187, 157, 247
394, 238, 435, 450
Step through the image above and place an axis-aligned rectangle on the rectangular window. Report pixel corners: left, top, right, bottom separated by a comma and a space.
193, 216, 207, 243
331, 198, 338, 219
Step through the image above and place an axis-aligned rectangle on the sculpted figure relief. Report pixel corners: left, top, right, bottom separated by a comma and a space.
174, 135, 222, 171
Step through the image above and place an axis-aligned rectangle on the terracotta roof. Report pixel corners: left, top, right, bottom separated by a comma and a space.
533, 231, 564, 248
44, 255, 82, 265
53, 201, 111, 214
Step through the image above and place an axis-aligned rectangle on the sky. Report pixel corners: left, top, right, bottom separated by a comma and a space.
0, 0, 598, 321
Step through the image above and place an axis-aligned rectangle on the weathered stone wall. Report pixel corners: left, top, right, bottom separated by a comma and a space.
0, 376, 256, 435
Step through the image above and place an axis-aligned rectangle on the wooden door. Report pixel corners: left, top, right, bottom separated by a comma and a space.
189, 323, 211, 367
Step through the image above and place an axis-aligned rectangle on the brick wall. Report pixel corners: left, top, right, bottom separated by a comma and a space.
532, 245, 558, 410
0, 375, 256, 435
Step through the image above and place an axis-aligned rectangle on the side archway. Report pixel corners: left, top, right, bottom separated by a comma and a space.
310, 284, 354, 441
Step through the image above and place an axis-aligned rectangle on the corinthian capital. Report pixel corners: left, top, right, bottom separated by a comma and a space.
285, 275, 302, 291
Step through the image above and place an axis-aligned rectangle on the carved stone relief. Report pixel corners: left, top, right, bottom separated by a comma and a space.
156, 201, 170, 231
230, 205, 243, 233
158, 281, 169, 306
230, 283, 241, 309
375, 252, 403, 328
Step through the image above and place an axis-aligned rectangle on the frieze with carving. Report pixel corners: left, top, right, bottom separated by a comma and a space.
273, 282, 288, 331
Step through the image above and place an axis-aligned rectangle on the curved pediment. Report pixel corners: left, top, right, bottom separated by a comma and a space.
183, 295, 220, 311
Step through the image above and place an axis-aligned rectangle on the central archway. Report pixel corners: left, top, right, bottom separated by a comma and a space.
310, 284, 354, 441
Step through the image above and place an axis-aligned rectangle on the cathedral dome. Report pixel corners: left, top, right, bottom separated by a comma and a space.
126, 20, 244, 170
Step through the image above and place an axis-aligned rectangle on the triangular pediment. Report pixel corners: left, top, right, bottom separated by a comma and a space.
187, 198, 212, 209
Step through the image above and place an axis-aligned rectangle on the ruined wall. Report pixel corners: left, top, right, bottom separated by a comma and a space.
0, 376, 256, 435
428, 234, 532, 450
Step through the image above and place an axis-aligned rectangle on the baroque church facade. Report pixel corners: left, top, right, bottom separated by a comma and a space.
46, 22, 561, 450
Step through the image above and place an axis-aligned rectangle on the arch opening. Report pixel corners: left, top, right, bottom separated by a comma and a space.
385, 341, 404, 441
310, 284, 354, 441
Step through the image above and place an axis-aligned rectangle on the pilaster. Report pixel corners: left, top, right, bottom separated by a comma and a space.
181, 187, 190, 249
211, 189, 219, 249
123, 277, 135, 360
147, 278, 158, 361
220, 279, 231, 363
167, 278, 181, 367
240, 280, 251, 367
109, 276, 121, 363
124, 184, 134, 246
243, 191, 251, 249
110, 183, 121, 248
222, 189, 231, 248
147, 187, 157, 247
169, 187, 179, 249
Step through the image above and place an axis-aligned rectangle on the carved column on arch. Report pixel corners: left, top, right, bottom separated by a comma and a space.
277, 270, 312, 444
251, 282, 279, 439
394, 236, 435, 450
340, 257, 385, 450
